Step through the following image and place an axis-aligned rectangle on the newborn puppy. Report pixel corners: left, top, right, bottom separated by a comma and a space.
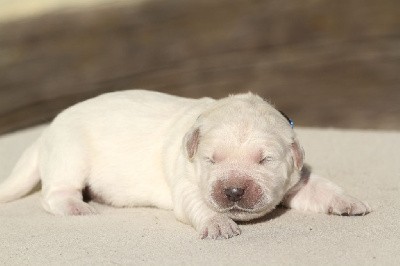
0, 90, 370, 239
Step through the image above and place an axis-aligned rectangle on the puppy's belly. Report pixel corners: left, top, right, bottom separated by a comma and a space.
88, 172, 173, 210
88, 151, 173, 210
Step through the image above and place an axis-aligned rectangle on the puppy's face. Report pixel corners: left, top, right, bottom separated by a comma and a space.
184, 94, 304, 221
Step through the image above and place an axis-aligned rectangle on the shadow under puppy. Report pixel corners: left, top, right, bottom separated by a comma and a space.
0, 90, 371, 239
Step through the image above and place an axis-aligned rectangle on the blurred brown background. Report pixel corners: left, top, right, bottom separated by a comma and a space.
0, 0, 399, 134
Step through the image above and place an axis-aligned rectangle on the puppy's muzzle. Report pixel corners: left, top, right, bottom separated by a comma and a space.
211, 178, 263, 210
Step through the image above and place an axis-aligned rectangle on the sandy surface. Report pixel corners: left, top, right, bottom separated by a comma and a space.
0, 125, 399, 265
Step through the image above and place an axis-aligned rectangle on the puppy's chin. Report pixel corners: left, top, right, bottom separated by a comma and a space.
226, 209, 267, 221
214, 205, 275, 221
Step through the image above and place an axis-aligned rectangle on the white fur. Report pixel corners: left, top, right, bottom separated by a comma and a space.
0, 90, 370, 239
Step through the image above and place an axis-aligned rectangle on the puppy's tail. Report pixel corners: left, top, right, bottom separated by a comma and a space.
0, 138, 41, 202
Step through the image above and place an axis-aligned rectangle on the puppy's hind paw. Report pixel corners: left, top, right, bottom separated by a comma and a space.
328, 194, 371, 216
65, 199, 98, 216
199, 215, 241, 240
44, 198, 98, 216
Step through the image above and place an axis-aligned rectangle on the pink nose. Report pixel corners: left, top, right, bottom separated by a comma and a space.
224, 187, 245, 202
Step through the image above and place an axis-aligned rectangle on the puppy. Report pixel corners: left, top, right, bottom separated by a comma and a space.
0, 90, 370, 239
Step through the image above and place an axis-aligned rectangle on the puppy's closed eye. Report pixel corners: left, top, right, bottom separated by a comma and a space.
259, 156, 274, 164
205, 157, 215, 165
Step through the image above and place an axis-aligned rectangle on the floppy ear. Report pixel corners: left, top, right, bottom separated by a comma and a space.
291, 138, 305, 170
183, 127, 200, 159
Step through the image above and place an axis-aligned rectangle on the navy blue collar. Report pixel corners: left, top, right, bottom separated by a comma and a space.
279, 111, 294, 129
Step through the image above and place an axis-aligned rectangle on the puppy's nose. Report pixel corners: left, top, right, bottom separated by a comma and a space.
224, 187, 245, 202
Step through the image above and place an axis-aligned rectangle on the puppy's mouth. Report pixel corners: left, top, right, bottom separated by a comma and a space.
221, 205, 250, 213
222, 204, 263, 214
221, 204, 270, 221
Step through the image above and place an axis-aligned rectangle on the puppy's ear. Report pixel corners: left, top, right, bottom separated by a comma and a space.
291, 138, 305, 170
183, 127, 200, 159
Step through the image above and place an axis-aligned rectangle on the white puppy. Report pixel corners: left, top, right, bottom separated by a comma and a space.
0, 90, 370, 239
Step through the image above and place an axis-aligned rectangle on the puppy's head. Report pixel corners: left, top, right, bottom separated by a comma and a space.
183, 93, 304, 221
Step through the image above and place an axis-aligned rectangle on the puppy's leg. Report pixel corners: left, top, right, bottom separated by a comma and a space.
40, 141, 97, 216
172, 179, 240, 240
42, 188, 97, 216
282, 171, 371, 216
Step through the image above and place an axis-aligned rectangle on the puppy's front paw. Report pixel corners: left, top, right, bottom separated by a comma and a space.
328, 194, 371, 216
200, 215, 241, 240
